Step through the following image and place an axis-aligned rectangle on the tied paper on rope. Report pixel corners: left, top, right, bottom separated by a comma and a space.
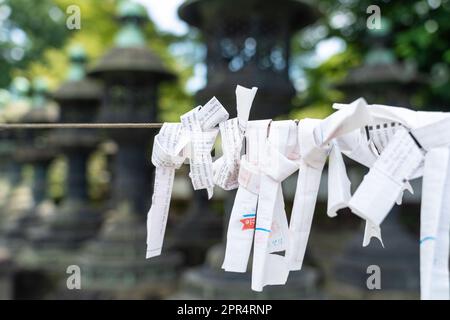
252, 120, 299, 291
286, 97, 373, 271
332, 127, 381, 247
210, 84, 259, 273
222, 119, 272, 273
286, 118, 327, 271
348, 127, 425, 226
146, 96, 228, 258
181, 97, 229, 199
213, 85, 258, 190
146, 123, 188, 258
316, 98, 373, 218
418, 147, 450, 300
410, 117, 450, 300
145, 89, 450, 299
327, 142, 351, 217
364, 121, 414, 207
331, 100, 428, 246
338, 104, 450, 300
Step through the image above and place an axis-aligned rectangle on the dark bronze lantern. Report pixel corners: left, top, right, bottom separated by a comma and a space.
78, 1, 181, 299
173, 0, 323, 299
24, 46, 103, 260
179, 0, 319, 119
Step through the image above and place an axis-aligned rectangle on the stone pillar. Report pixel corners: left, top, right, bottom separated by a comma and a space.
173, 0, 323, 298
0, 77, 33, 251
0, 247, 13, 300
78, 1, 181, 299
23, 48, 103, 270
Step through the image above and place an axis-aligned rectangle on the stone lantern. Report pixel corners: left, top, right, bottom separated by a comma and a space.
179, 0, 319, 119
1, 78, 61, 299
173, 0, 322, 298
15, 78, 58, 225
336, 20, 425, 105
0, 247, 13, 299
3, 77, 32, 122
0, 89, 13, 219
21, 47, 104, 270
89, 1, 174, 214
78, 1, 181, 299
0, 92, 14, 298
0, 78, 34, 250
3, 78, 58, 244
332, 19, 425, 299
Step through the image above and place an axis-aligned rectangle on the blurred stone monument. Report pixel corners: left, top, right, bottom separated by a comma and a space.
19, 47, 104, 275
0, 77, 34, 252
0, 247, 13, 299
0, 90, 13, 296
4, 79, 58, 244
174, 0, 322, 298
4, 78, 62, 299
332, 18, 425, 299
0, 89, 13, 223
78, 1, 181, 299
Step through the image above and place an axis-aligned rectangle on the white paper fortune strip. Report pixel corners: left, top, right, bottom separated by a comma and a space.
181, 97, 229, 199
213, 85, 257, 190
146, 90, 450, 300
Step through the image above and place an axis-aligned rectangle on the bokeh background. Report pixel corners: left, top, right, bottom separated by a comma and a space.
0, 0, 449, 299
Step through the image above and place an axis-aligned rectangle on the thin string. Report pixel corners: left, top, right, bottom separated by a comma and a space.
0, 123, 163, 129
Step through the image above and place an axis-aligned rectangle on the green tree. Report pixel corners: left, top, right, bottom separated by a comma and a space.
291, 0, 450, 119
19, 0, 195, 121
0, 0, 69, 87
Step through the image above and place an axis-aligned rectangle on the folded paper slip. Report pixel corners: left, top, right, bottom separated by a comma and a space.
222, 119, 272, 273
252, 120, 299, 291
181, 97, 229, 199
287, 97, 375, 271
411, 117, 450, 300
146, 123, 188, 258
348, 127, 424, 226
213, 85, 257, 190
147, 96, 228, 258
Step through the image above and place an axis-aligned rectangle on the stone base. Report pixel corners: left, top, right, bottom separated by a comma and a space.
0, 247, 13, 300
171, 194, 223, 266
172, 265, 321, 300
332, 208, 420, 297
171, 244, 322, 299
72, 207, 183, 299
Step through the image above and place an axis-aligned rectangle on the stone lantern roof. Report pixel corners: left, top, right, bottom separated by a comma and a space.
50, 45, 102, 148
178, 0, 320, 30
178, 0, 320, 119
3, 77, 31, 123
337, 18, 427, 90
22, 78, 59, 124
88, 1, 174, 82
337, 63, 426, 88
53, 46, 103, 103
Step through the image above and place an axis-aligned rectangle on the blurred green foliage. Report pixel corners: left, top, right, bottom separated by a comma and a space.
1, 0, 195, 121
1, 0, 449, 119
291, 0, 450, 120
0, 0, 449, 203
0, 0, 69, 87
1, 0, 198, 202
